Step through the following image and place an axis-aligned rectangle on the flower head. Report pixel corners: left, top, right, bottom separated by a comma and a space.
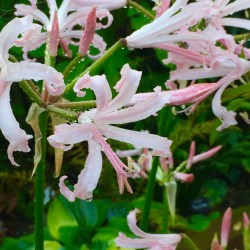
0, 16, 64, 166
115, 209, 181, 249
15, 0, 125, 58
48, 64, 172, 201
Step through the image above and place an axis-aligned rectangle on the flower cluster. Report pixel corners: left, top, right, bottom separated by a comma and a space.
0, 0, 250, 248
126, 0, 250, 131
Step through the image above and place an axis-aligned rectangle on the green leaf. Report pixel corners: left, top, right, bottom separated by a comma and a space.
71, 198, 99, 230
43, 241, 64, 250
201, 179, 228, 207
0, 234, 34, 250
188, 214, 216, 231
47, 197, 77, 240
58, 226, 80, 246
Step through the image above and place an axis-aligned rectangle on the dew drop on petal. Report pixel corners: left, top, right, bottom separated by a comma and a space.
85, 197, 93, 202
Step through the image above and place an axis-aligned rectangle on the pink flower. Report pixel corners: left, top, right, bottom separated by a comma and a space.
153, 0, 171, 17
189, 143, 222, 167
0, 16, 64, 166
220, 207, 232, 248
14, 0, 123, 58
115, 209, 181, 250
69, 0, 126, 11
210, 207, 232, 250
126, 0, 205, 49
126, 0, 250, 50
48, 64, 172, 201
243, 212, 250, 230
174, 172, 194, 183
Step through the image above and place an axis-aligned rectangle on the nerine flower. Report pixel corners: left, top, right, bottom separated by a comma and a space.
48, 64, 172, 202
15, 0, 125, 58
168, 36, 250, 130
68, 0, 127, 10
115, 209, 181, 249
0, 16, 64, 166
126, 0, 205, 49
126, 0, 250, 50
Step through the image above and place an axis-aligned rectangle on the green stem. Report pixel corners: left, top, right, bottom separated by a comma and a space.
63, 54, 83, 78
162, 188, 169, 233
19, 80, 46, 108
54, 100, 96, 109
234, 33, 250, 41
180, 234, 200, 250
140, 156, 159, 231
35, 111, 48, 250
47, 105, 78, 121
127, 0, 155, 20
53, 39, 124, 102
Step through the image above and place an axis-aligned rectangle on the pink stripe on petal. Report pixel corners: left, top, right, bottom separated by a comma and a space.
79, 7, 97, 57
221, 207, 232, 247
192, 145, 221, 163
174, 172, 194, 183
243, 212, 250, 230
89, 124, 130, 176
49, 10, 60, 56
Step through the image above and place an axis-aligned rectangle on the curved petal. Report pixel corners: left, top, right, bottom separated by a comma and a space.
95, 8, 113, 29
14, 4, 50, 27
69, 0, 127, 11
125, 209, 181, 243
106, 64, 142, 112
98, 124, 172, 157
192, 145, 221, 163
15, 28, 46, 60
222, 0, 250, 17
221, 18, 250, 30
74, 74, 112, 111
29, 0, 37, 8
115, 233, 157, 249
47, 123, 91, 150
58, 0, 71, 24
95, 91, 166, 124
47, 0, 58, 19
0, 82, 32, 166
73, 139, 102, 200
174, 172, 194, 183
0, 16, 38, 61
212, 76, 237, 131
87, 34, 107, 60
59, 139, 102, 202
59, 176, 76, 202
7, 61, 65, 96
62, 8, 90, 30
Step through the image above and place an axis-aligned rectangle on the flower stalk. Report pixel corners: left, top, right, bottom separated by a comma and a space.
127, 0, 155, 20
35, 111, 48, 250
140, 156, 159, 231
63, 39, 124, 96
